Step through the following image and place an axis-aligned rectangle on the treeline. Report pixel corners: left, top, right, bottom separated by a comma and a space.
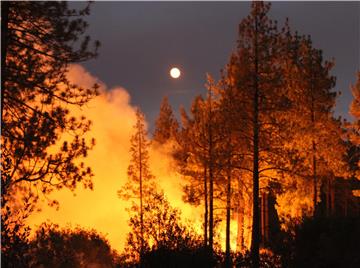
119, 2, 360, 267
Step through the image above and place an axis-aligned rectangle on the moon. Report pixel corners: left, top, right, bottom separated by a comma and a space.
170, 67, 181, 79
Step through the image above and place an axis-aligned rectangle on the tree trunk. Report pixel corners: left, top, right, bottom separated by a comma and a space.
236, 181, 245, 253
204, 166, 208, 247
312, 141, 317, 216
209, 153, 214, 254
251, 11, 260, 268
225, 163, 232, 268
1, 1, 10, 122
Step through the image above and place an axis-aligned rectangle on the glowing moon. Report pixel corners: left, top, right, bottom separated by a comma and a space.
170, 67, 181, 79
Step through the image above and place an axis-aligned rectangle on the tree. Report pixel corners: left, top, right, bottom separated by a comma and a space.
281, 30, 348, 216
175, 97, 209, 247
153, 96, 179, 144
225, 2, 292, 266
1, 0, 99, 262
174, 76, 223, 255
217, 76, 247, 267
118, 108, 155, 266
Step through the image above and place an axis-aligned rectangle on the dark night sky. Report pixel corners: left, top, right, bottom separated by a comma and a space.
77, 1, 359, 129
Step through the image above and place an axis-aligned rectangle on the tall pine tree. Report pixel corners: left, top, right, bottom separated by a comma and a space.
118, 108, 155, 267
225, 2, 290, 266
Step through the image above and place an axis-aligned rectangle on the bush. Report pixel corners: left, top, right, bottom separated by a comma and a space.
292, 216, 360, 268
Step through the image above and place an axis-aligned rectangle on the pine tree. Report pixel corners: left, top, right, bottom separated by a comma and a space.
176, 96, 210, 247
225, 2, 290, 266
1, 1, 99, 207
118, 108, 155, 266
1, 2, 99, 264
175, 76, 223, 254
217, 76, 246, 267
153, 96, 179, 144
282, 32, 347, 215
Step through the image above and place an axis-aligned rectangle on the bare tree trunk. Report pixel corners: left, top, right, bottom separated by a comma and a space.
236, 181, 245, 253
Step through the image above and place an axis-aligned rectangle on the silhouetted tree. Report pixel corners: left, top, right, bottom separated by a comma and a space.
217, 77, 247, 267
0, 200, 32, 268
1, 1, 99, 264
118, 108, 156, 267
225, 2, 288, 266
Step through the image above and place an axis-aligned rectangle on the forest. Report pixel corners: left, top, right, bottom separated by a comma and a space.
1, 1, 360, 268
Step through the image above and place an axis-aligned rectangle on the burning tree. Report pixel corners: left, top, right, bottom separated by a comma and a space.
224, 3, 290, 266
174, 78, 224, 255
118, 108, 156, 266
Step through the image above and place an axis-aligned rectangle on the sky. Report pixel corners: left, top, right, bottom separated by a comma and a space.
77, 1, 360, 128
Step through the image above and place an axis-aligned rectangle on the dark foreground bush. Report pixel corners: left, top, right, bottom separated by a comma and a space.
292, 216, 360, 268
2, 222, 118, 268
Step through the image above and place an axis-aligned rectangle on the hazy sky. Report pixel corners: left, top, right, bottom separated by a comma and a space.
78, 1, 359, 128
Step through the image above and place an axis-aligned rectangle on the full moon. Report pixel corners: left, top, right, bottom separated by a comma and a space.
170, 67, 181, 79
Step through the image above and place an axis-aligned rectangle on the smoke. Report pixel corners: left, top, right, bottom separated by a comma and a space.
26, 64, 202, 253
